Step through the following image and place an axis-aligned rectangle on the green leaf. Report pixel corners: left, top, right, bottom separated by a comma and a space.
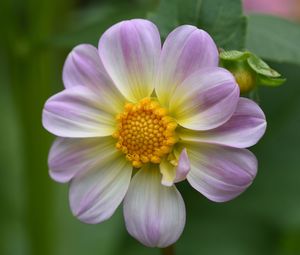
148, 0, 179, 39
196, 0, 246, 50
220, 50, 250, 61
149, 0, 246, 49
247, 55, 281, 78
257, 75, 286, 87
220, 50, 285, 91
246, 14, 300, 66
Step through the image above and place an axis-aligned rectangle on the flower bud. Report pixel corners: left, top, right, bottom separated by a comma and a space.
220, 50, 285, 95
228, 63, 256, 94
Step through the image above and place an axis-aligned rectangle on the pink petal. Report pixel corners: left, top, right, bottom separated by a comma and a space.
62, 44, 126, 112
69, 155, 132, 224
178, 98, 267, 148
42, 86, 116, 137
175, 148, 191, 183
155, 25, 219, 107
48, 136, 118, 183
170, 67, 239, 131
123, 165, 186, 247
98, 19, 161, 102
63, 44, 109, 89
187, 144, 257, 202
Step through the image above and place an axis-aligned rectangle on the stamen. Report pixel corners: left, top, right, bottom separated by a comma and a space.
113, 98, 177, 167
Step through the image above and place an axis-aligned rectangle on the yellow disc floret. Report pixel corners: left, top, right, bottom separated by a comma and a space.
113, 98, 177, 168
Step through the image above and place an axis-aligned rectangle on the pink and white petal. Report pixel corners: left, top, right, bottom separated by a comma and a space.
178, 98, 267, 148
63, 44, 126, 114
124, 165, 186, 248
69, 154, 132, 224
42, 86, 116, 137
48, 136, 118, 183
160, 148, 191, 187
155, 25, 219, 107
98, 19, 161, 102
186, 144, 257, 202
174, 148, 191, 183
169, 67, 239, 131
63, 44, 109, 89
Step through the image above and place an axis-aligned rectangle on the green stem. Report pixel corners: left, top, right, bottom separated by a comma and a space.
161, 245, 175, 255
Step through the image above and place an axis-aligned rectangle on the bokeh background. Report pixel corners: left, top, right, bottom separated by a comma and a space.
1, 0, 300, 254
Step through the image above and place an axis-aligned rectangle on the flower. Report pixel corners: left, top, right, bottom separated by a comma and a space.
42, 19, 267, 248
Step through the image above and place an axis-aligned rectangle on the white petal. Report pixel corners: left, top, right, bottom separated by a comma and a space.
155, 25, 219, 107
160, 148, 191, 186
160, 158, 176, 187
62, 44, 126, 113
186, 144, 257, 202
123, 165, 186, 247
169, 67, 239, 131
42, 86, 116, 137
99, 19, 161, 102
48, 136, 118, 183
174, 148, 191, 182
69, 154, 132, 224
178, 97, 267, 148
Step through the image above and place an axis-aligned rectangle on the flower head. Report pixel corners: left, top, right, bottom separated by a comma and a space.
42, 19, 266, 247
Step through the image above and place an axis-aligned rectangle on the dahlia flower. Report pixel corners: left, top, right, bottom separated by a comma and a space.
42, 19, 266, 247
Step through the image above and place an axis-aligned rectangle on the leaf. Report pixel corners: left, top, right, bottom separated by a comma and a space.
247, 55, 281, 78
220, 50, 286, 89
196, 0, 246, 50
220, 50, 250, 61
148, 0, 179, 39
250, 62, 300, 230
257, 75, 286, 87
246, 14, 300, 66
149, 0, 247, 49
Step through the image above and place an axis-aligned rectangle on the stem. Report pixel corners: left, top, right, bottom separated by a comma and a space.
161, 245, 175, 255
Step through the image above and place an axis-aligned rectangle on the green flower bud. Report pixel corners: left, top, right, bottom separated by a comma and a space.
219, 50, 285, 95
229, 64, 256, 94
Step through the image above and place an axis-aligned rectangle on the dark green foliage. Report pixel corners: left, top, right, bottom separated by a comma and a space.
1, 0, 300, 255
149, 0, 246, 49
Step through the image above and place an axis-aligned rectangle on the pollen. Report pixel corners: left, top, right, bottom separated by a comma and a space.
113, 98, 178, 168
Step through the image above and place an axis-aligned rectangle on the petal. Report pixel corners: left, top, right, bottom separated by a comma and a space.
175, 148, 191, 182
155, 25, 219, 107
62, 44, 126, 112
42, 86, 116, 137
98, 19, 161, 102
69, 153, 132, 224
178, 98, 267, 148
169, 67, 239, 131
160, 158, 176, 187
48, 136, 118, 183
186, 144, 257, 202
160, 148, 191, 186
123, 165, 186, 248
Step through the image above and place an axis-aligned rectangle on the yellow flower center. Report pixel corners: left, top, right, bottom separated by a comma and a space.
113, 98, 177, 168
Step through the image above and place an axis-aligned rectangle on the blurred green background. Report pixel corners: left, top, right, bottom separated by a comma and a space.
1, 0, 300, 254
